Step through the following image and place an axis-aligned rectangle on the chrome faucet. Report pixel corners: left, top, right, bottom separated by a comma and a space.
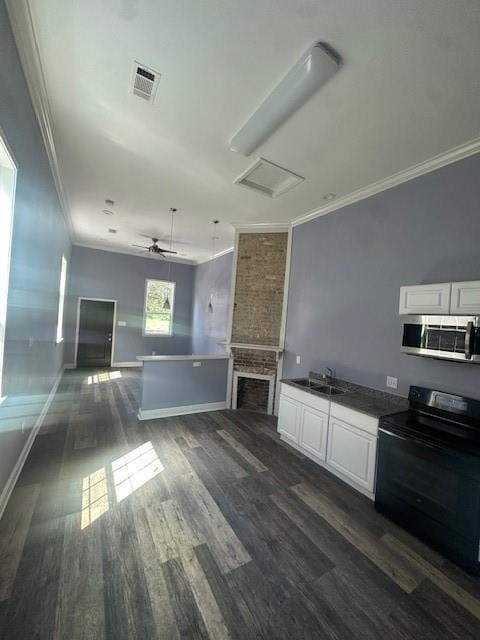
323, 367, 334, 380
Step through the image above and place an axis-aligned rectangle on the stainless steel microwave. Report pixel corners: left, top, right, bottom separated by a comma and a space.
401, 315, 480, 363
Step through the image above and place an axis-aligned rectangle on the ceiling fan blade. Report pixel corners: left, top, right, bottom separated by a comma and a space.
159, 249, 178, 254
132, 244, 149, 249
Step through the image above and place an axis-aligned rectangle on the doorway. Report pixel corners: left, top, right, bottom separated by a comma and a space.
75, 298, 116, 367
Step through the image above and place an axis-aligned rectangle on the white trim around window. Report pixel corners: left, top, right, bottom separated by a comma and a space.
55, 254, 67, 343
142, 278, 175, 337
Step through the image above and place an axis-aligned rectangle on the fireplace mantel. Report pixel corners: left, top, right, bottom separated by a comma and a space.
218, 341, 283, 361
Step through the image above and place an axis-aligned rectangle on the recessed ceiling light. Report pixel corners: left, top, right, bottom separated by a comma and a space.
105, 198, 115, 206
108, 228, 117, 234
102, 209, 114, 215
323, 193, 336, 201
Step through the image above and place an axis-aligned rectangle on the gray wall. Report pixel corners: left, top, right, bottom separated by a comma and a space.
140, 358, 229, 411
192, 251, 233, 355
66, 246, 195, 363
284, 153, 480, 400
0, 0, 71, 501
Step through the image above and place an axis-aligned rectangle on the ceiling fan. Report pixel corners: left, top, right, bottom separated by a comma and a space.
132, 237, 178, 256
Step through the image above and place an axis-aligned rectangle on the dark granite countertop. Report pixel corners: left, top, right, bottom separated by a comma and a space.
281, 374, 409, 419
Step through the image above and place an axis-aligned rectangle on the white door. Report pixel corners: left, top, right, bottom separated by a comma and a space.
277, 395, 300, 443
450, 281, 480, 315
399, 283, 451, 315
326, 417, 377, 492
299, 406, 328, 461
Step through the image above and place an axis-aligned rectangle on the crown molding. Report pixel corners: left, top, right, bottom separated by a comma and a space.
232, 222, 290, 233
5, 0, 74, 240
73, 242, 198, 266
195, 246, 234, 265
292, 136, 480, 227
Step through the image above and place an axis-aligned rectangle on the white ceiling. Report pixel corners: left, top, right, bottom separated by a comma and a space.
19, 0, 480, 261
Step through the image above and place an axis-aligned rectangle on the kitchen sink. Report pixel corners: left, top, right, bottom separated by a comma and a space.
292, 379, 347, 396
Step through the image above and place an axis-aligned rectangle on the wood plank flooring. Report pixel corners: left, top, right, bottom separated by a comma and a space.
1, 367, 480, 639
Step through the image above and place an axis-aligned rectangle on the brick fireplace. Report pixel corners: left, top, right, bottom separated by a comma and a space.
224, 231, 289, 415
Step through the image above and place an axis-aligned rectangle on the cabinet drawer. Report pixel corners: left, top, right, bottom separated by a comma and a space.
280, 382, 330, 413
451, 281, 480, 314
330, 402, 378, 436
277, 395, 300, 443
399, 283, 451, 315
299, 406, 328, 461
327, 417, 377, 492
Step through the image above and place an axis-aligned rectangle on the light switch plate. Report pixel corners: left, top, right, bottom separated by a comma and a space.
118, 320, 127, 326
386, 376, 398, 389
296, 355, 301, 365
193, 361, 201, 367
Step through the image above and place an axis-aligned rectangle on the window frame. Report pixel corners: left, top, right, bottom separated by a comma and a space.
55, 254, 67, 344
142, 278, 175, 337
0, 131, 17, 402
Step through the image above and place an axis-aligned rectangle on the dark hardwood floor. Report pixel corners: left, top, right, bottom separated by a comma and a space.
1, 368, 480, 639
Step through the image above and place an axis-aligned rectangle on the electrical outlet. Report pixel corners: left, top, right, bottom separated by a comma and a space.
296, 355, 301, 365
28, 336, 34, 348
118, 320, 127, 327
193, 361, 201, 367
386, 376, 398, 389
151, 351, 156, 356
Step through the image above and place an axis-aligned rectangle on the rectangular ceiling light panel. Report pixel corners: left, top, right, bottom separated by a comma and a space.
229, 42, 340, 156
234, 158, 304, 198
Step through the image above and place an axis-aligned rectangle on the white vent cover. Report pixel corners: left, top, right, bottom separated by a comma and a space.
234, 158, 304, 198
132, 61, 160, 102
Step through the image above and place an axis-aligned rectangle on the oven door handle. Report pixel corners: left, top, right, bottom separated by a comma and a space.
379, 428, 407, 440
379, 428, 435, 448
465, 321, 474, 360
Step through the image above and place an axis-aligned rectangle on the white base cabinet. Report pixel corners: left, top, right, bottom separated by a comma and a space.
277, 383, 379, 497
326, 416, 377, 493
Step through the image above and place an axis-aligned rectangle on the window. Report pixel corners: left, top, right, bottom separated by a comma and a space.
143, 279, 175, 336
56, 255, 67, 343
0, 134, 16, 401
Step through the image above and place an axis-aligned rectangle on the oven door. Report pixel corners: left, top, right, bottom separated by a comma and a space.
375, 428, 480, 571
401, 315, 480, 363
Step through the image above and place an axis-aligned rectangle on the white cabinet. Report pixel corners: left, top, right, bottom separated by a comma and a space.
326, 416, 377, 493
299, 405, 328, 461
399, 283, 451, 315
277, 383, 379, 497
277, 395, 300, 443
450, 281, 480, 315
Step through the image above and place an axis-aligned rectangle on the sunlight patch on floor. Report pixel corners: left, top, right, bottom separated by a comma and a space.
87, 371, 122, 385
81, 467, 109, 530
112, 441, 164, 503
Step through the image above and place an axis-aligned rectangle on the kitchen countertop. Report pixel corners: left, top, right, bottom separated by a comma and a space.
281, 374, 409, 419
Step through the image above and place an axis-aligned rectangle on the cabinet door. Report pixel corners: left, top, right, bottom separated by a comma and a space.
277, 395, 300, 443
450, 281, 480, 315
299, 406, 328, 461
399, 283, 451, 315
327, 417, 377, 492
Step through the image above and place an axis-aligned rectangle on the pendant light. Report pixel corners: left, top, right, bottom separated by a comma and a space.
163, 208, 176, 310
207, 220, 219, 313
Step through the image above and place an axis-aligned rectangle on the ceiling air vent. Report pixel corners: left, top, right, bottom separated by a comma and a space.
234, 158, 304, 198
132, 61, 160, 102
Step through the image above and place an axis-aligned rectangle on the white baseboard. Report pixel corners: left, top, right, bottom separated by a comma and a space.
112, 361, 141, 368
0, 365, 66, 520
138, 401, 227, 421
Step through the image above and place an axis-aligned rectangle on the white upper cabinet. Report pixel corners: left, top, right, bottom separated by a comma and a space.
450, 281, 480, 315
399, 283, 451, 315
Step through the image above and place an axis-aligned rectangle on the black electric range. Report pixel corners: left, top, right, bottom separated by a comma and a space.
375, 386, 480, 574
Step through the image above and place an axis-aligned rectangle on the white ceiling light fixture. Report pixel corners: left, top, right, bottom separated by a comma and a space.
229, 42, 340, 156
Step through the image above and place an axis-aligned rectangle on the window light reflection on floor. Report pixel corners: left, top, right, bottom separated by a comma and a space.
87, 371, 122, 385
112, 441, 164, 503
81, 467, 109, 530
